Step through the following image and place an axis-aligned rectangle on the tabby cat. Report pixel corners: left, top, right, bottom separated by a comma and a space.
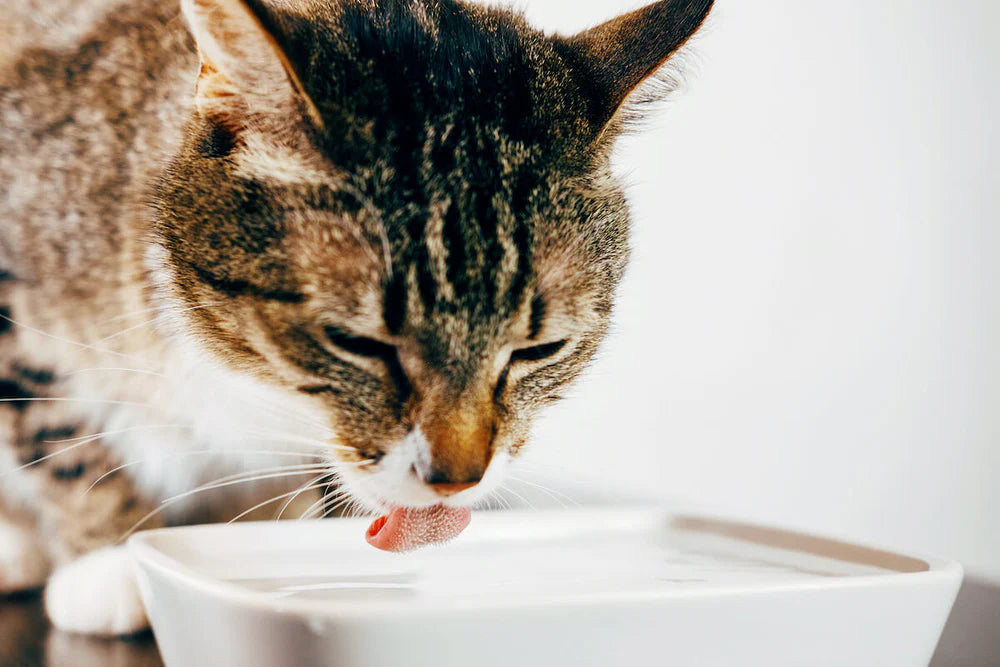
0, 0, 712, 635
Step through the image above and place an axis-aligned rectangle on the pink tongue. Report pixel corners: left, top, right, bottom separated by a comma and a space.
366, 505, 472, 553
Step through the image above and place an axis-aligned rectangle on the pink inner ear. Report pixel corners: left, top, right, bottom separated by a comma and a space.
365, 506, 472, 553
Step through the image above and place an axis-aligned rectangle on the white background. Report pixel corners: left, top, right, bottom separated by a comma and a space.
511, 0, 1000, 576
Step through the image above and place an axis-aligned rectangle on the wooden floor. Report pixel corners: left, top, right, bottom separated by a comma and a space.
1, 578, 997, 666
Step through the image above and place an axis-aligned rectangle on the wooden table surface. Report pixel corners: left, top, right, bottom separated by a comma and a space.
2, 579, 997, 666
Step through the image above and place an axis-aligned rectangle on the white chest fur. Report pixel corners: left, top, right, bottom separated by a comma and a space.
66, 339, 333, 522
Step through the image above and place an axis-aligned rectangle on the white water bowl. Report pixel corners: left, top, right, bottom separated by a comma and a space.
128, 508, 961, 667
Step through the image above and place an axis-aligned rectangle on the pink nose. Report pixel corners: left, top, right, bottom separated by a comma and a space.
429, 482, 479, 497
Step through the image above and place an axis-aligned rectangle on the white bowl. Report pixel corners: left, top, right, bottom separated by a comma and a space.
129, 508, 961, 667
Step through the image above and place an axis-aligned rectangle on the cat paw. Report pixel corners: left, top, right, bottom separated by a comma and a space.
0, 519, 49, 594
44, 546, 148, 636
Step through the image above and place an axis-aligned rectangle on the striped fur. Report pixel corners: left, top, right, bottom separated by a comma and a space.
0, 0, 712, 634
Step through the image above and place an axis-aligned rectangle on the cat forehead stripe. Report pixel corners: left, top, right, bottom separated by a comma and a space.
423, 198, 457, 304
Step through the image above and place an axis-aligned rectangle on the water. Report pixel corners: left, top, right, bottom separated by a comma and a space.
220, 528, 891, 605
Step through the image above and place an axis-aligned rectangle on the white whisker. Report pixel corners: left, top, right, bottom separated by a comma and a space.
276, 473, 329, 520
317, 488, 357, 519
84, 449, 327, 496
121, 464, 361, 541
94, 301, 222, 328
494, 490, 513, 512
228, 482, 333, 524
159, 466, 334, 506
506, 475, 577, 507
3, 424, 186, 477
500, 485, 536, 511
65, 366, 167, 378
95, 303, 221, 342
298, 494, 330, 522
0, 312, 159, 370
0, 397, 151, 409
232, 430, 350, 453
44, 424, 190, 445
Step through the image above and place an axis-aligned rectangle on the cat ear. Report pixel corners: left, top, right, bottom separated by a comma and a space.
559, 0, 714, 134
180, 0, 323, 128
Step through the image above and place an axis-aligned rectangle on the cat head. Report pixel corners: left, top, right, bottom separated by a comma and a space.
150, 0, 712, 511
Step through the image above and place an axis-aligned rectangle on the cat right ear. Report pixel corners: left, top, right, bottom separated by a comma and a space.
557, 0, 714, 137
180, 0, 323, 129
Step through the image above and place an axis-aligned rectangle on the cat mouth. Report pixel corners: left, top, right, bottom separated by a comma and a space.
365, 505, 472, 553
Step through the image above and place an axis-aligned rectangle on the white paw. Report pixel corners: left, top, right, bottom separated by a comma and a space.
44, 546, 149, 636
0, 519, 49, 594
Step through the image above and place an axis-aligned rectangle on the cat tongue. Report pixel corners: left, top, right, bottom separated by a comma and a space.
366, 505, 472, 553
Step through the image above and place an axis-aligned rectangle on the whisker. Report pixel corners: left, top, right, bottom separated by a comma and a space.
484, 490, 503, 512
65, 366, 167, 378
84, 449, 327, 496
160, 466, 335, 506
228, 482, 331, 524
506, 475, 578, 507
3, 424, 187, 477
120, 465, 354, 541
0, 312, 159, 370
157, 458, 370, 510
317, 488, 358, 519
95, 315, 167, 344
298, 494, 330, 522
95, 303, 221, 342
221, 389, 333, 434
348, 500, 374, 519
232, 430, 351, 453
511, 464, 628, 504
276, 473, 329, 520
0, 397, 151, 409
44, 424, 189, 445
493, 490, 513, 512
500, 485, 537, 512
5, 436, 103, 474
85, 461, 145, 495
94, 301, 221, 328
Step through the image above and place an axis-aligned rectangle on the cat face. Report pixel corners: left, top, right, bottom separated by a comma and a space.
151, 0, 711, 510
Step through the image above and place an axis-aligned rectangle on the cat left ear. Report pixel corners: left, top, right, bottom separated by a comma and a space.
180, 0, 323, 129
558, 0, 714, 135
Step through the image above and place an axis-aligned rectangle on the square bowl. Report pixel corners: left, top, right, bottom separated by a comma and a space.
129, 507, 961, 667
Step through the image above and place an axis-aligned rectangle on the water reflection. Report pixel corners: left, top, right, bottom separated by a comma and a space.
0, 593, 162, 667
0, 593, 47, 666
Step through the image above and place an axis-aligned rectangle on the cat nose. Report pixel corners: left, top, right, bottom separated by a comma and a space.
429, 480, 480, 497
414, 403, 494, 495
413, 461, 485, 496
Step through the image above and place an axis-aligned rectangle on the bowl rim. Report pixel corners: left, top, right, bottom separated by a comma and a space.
128, 507, 965, 619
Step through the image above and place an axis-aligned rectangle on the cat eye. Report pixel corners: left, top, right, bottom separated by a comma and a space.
323, 326, 411, 400
509, 339, 568, 364
494, 340, 569, 403
324, 326, 394, 359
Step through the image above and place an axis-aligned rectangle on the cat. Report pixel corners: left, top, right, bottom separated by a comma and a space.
0, 0, 713, 636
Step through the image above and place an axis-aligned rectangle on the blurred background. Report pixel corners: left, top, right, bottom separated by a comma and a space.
512, 0, 1000, 580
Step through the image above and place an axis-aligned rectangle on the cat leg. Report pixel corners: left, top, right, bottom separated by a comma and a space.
0, 378, 50, 594
11, 404, 161, 636
0, 505, 49, 595
0, 284, 156, 633
45, 546, 148, 637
